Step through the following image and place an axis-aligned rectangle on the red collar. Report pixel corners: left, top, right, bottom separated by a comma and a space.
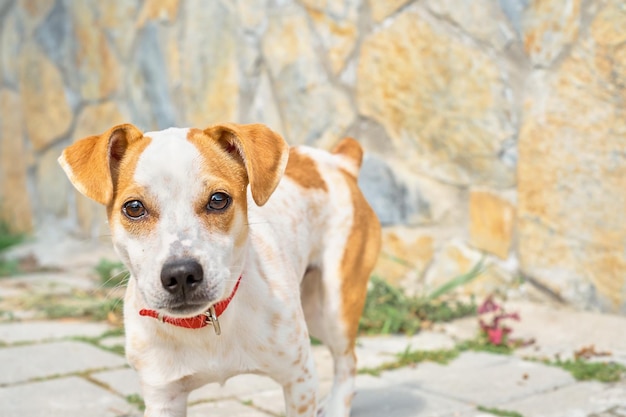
139, 276, 242, 334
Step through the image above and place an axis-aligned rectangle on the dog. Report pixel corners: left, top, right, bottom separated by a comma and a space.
59, 123, 381, 417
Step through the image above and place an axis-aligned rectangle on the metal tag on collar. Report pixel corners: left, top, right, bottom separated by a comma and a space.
204, 306, 221, 335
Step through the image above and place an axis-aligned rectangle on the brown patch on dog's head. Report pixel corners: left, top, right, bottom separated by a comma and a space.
202, 123, 289, 206
59, 124, 146, 205
186, 128, 250, 238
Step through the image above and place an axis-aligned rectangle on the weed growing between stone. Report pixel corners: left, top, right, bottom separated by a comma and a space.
94, 258, 128, 288
0, 220, 23, 277
126, 394, 146, 411
359, 345, 460, 376
477, 405, 524, 417
543, 358, 626, 383
359, 260, 483, 335
12, 289, 124, 325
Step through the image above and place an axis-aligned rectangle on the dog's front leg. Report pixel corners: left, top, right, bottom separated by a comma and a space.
282, 351, 318, 417
141, 382, 189, 417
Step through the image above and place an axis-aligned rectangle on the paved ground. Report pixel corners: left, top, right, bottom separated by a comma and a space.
1, 261, 626, 416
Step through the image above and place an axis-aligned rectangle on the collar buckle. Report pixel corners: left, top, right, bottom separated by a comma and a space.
204, 306, 221, 335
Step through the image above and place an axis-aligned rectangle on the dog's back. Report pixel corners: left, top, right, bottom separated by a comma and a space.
248, 137, 381, 416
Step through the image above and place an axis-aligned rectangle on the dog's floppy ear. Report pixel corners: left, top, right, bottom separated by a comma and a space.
58, 124, 144, 205
204, 123, 289, 206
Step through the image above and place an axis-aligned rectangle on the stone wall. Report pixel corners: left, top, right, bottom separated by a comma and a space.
0, 0, 624, 312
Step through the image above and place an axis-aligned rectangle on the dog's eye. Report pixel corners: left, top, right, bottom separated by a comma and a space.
123, 200, 147, 219
207, 192, 231, 211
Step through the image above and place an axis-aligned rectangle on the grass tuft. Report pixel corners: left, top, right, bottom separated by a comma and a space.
359, 274, 478, 335
477, 405, 524, 417
359, 346, 460, 376
126, 394, 146, 411
544, 358, 626, 383
94, 259, 128, 288
0, 220, 24, 277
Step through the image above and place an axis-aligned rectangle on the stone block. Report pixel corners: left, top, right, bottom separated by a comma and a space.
0, 341, 126, 384
371, 228, 434, 287
126, 23, 177, 130
358, 155, 431, 227
426, 0, 516, 50
0, 89, 32, 232
522, 0, 581, 67
517, 0, 626, 311
1, 5, 23, 86
18, 0, 54, 30
0, 376, 139, 417
98, 0, 141, 58
262, 2, 355, 147
368, 0, 411, 22
18, 42, 72, 150
37, 144, 69, 217
243, 69, 284, 134
0, 320, 112, 344
469, 189, 515, 259
178, 0, 239, 127
136, 0, 179, 28
302, 0, 359, 74
71, 0, 120, 100
357, 7, 515, 187
423, 239, 514, 298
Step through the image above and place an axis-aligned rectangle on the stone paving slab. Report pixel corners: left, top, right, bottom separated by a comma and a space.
91, 368, 141, 398
189, 373, 282, 403
0, 376, 138, 417
352, 373, 472, 417
500, 381, 613, 417
188, 399, 273, 417
0, 272, 99, 293
0, 340, 126, 385
507, 302, 626, 361
240, 380, 333, 416
380, 351, 576, 406
99, 335, 126, 349
0, 320, 112, 344
356, 331, 456, 354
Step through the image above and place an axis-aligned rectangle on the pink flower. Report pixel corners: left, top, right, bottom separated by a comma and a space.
477, 296, 500, 314
487, 328, 504, 345
477, 296, 527, 347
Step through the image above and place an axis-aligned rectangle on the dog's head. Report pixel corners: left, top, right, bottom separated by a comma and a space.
59, 123, 288, 315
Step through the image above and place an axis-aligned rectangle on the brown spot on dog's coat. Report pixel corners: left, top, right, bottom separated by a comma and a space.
332, 137, 363, 168
285, 148, 328, 191
339, 170, 382, 347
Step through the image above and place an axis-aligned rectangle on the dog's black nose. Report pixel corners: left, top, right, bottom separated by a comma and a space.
160, 259, 204, 295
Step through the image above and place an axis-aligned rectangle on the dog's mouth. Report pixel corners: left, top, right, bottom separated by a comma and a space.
152, 290, 221, 317
163, 301, 211, 316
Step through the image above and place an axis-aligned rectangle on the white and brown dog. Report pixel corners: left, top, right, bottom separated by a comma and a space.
59, 123, 381, 417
